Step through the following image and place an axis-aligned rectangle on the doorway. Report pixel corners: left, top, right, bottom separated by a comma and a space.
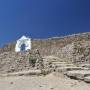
20, 43, 26, 51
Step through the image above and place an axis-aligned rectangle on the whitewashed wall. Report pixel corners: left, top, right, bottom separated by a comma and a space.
15, 36, 31, 52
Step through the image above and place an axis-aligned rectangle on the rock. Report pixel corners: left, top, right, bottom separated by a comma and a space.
79, 64, 90, 68
66, 70, 90, 80
84, 76, 90, 83
56, 67, 83, 73
10, 82, 13, 85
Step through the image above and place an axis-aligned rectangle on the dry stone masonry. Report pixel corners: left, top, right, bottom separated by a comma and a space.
0, 50, 44, 74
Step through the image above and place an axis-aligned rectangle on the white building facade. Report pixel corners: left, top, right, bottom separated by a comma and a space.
15, 36, 31, 52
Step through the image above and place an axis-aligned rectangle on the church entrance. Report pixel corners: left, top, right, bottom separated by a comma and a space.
20, 44, 26, 51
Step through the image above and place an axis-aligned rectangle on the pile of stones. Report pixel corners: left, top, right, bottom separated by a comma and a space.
0, 50, 44, 74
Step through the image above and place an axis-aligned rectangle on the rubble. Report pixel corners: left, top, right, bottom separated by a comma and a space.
0, 50, 44, 74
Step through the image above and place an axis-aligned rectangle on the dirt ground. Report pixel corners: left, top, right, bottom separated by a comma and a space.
0, 73, 90, 90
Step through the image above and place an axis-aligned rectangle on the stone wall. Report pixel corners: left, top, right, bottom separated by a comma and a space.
73, 40, 90, 65
58, 40, 90, 65
31, 32, 90, 57
0, 42, 16, 53
0, 32, 90, 64
57, 43, 74, 63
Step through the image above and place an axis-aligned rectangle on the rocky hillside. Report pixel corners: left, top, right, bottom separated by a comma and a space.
0, 49, 44, 74
0, 51, 30, 74
0, 32, 90, 55
0, 32, 90, 73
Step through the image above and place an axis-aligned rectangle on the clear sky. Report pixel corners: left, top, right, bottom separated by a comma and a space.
0, 0, 90, 46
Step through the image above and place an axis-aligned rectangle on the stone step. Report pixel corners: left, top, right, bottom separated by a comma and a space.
56, 67, 84, 72
43, 59, 61, 62
43, 56, 63, 62
52, 63, 75, 68
0, 70, 42, 77
66, 70, 90, 80
79, 64, 90, 68
84, 76, 90, 83
52, 62, 67, 64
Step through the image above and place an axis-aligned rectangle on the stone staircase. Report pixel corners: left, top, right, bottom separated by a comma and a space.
43, 56, 82, 71
65, 67, 90, 83
43, 56, 90, 83
0, 51, 90, 83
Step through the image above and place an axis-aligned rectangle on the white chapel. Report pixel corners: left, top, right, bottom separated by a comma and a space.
15, 36, 31, 52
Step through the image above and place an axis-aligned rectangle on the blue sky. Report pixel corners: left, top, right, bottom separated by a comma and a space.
0, 0, 90, 46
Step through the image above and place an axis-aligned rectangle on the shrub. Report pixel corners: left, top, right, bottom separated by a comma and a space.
29, 56, 36, 67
